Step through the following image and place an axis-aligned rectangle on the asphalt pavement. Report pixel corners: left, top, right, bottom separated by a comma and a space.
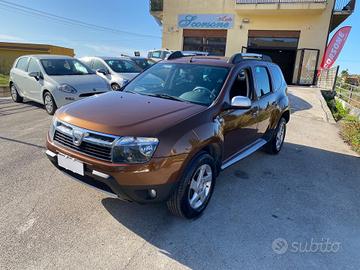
0, 87, 359, 270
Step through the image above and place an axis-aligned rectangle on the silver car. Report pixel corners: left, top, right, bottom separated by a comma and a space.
9, 55, 110, 115
80, 56, 142, 90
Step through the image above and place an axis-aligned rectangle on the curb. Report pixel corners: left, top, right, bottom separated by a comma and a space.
316, 88, 336, 124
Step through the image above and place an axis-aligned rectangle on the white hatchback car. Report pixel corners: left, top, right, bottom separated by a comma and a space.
9, 55, 110, 115
80, 56, 142, 90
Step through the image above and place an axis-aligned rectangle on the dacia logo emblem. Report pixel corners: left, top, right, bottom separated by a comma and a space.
72, 128, 86, 146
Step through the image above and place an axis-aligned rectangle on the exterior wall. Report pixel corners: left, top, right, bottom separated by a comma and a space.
161, 0, 334, 68
0, 42, 74, 74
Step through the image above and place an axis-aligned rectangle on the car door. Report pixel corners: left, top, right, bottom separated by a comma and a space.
26, 58, 44, 102
252, 65, 277, 137
221, 67, 260, 160
11, 57, 29, 97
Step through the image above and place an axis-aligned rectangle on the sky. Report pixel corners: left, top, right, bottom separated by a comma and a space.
0, 0, 162, 56
0, 0, 359, 73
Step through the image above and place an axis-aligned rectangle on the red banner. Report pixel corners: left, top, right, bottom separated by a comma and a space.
320, 26, 351, 70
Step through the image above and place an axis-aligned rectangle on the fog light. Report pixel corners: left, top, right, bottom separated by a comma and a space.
92, 170, 110, 179
148, 189, 157, 198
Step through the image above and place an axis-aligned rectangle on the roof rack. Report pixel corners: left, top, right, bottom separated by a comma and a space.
228, 53, 272, 64
167, 50, 209, 60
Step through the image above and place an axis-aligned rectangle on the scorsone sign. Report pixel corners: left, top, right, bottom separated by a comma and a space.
178, 14, 234, 29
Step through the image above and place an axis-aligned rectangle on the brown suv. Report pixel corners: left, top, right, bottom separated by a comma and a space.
46, 53, 290, 219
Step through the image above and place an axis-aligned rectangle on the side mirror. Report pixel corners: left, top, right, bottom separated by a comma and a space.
96, 68, 108, 75
231, 96, 252, 109
29, 71, 42, 80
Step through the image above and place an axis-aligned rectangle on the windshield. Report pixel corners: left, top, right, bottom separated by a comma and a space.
40, 59, 94, 76
123, 63, 229, 106
105, 59, 142, 73
132, 58, 155, 70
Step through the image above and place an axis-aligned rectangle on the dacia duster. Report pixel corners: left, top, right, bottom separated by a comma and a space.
46, 52, 290, 219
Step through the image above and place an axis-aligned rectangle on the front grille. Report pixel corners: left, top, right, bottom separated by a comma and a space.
53, 123, 117, 162
79, 92, 105, 97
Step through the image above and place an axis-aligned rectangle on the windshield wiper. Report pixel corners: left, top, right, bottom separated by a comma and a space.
145, 93, 185, 102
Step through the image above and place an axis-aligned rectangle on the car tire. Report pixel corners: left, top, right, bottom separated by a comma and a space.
265, 117, 286, 155
10, 84, 23, 103
43, 92, 57, 115
111, 83, 121, 91
167, 152, 216, 219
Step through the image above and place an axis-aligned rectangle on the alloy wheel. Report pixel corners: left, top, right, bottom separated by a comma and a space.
44, 94, 53, 113
276, 120, 286, 151
188, 164, 213, 209
11, 85, 18, 101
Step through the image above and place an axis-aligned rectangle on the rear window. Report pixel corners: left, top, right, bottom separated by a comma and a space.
15, 57, 29, 71
270, 65, 285, 91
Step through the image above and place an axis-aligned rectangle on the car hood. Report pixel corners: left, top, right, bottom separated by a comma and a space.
49, 74, 109, 92
56, 91, 206, 136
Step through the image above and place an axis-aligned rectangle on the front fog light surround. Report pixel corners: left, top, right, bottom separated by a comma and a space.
112, 137, 159, 164
49, 116, 58, 141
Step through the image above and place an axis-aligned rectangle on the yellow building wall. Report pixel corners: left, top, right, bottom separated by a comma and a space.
0, 43, 74, 74
161, 0, 333, 69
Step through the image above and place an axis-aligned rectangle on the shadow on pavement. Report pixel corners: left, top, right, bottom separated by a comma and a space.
0, 99, 44, 117
0, 135, 46, 149
102, 142, 359, 269
288, 93, 312, 113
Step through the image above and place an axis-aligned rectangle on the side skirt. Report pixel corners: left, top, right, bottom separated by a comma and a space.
221, 138, 267, 170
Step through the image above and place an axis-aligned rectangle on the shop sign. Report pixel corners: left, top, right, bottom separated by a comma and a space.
178, 14, 234, 29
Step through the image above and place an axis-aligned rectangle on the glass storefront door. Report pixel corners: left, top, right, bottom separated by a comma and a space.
295, 49, 320, 85
183, 29, 227, 56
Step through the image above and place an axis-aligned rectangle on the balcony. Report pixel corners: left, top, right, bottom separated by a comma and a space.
234, 0, 328, 12
331, 0, 356, 31
150, 0, 163, 25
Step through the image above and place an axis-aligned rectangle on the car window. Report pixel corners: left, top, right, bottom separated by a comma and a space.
150, 51, 161, 59
40, 58, 94, 76
27, 58, 41, 73
124, 63, 229, 106
254, 66, 271, 97
15, 57, 29, 71
92, 59, 107, 71
230, 68, 252, 100
270, 65, 285, 91
105, 59, 142, 73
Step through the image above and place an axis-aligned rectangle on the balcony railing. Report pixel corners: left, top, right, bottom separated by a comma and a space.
150, 0, 163, 12
235, 0, 326, 3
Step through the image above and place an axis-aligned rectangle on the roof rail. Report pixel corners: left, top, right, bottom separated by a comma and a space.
228, 53, 272, 64
167, 50, 210, 60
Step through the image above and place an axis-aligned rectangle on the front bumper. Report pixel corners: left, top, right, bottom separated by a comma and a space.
46, 138, 187, 203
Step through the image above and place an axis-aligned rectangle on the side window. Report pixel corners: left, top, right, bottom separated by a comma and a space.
27, 58, 41, 73
270, 65, 285, 91
254, 66, 271, 97
230, 68, 251, 100
92, 59, 107, 71
15, 57, 29, 71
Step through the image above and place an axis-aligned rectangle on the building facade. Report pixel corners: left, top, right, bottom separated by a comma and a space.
0, 42, 74, 74
150, 0, 355, 85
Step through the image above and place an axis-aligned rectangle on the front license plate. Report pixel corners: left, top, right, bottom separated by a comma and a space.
58, 154, 84, 176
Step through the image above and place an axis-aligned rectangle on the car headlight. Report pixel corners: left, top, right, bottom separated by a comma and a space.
58, 84, 77, 93
49, 116, 58, 141
112, 137, 159, 163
